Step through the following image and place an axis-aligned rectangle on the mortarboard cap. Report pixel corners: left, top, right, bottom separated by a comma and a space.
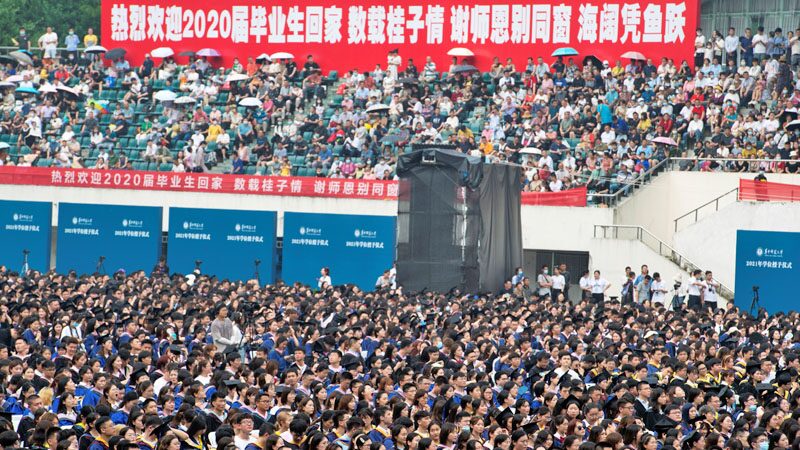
521, 423, 539, 435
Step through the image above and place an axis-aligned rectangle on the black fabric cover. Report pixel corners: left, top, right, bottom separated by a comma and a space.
478, 164, 523, 291
396, 148, 522, 293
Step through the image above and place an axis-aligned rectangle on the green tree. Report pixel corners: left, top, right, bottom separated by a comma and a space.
0, 0, 100, 49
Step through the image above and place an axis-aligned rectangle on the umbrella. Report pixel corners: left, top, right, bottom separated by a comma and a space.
226, 73, 249, 82
153, 90, 177, 102
381, 130, 410, 144
87, 99, 110, 114
451, 64, 478, 74
174, 96, 197, 105
583, 55, 603, 70
0, 142, 9, 150
5, 75, 23, 83
9, 51, 32, 66
447, 47, 474, 57
0, 82, 15, 89
39, 84, 57, 94
84, 45, 107, 54
238, 97, 262, 107
780, 110, 798, 122
366, 104, 390, 113
196, 48, 221, 57
519, 147, 543, 155
621, 51, 646, 60
399, 77, 419, 85
105, 48, 127, 60
15, 86, 38, 95
56, 85, 80, 98
0, 55, 16, 65
651, 136, 678, 146
255, 53, 271, 63
552, 47, 579, 57
178, 50, 196, 57
270, 52, 294, 60
787, 120, 800, 132
151, 47, 175, 58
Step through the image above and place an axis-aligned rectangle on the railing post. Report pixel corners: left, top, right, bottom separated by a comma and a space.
694, 210, 698, 222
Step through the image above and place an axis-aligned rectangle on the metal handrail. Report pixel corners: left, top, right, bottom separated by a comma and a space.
592, 224, 735, 299
673, 187, 740, 232
588, 157, 671, 205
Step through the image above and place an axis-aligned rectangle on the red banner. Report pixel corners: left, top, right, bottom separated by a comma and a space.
100, 0, 698, 72
0, 167, 399, 200
521, 186, 587, 206
739, 179, 800, 203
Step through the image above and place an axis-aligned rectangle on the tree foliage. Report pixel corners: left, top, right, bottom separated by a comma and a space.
0, 0, 101, 48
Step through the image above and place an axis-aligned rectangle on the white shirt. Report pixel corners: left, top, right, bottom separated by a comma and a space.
724, 35, 740, 53
580, 276, 592, 291
687, 278, 705, 296
590, 278, 609, 294
651, 279, 667, 305
551, 274, 566, 290
753, 33, 768, 54
318, 275, 332, 289
704, 278, 719, 305
695, 35, 706, 53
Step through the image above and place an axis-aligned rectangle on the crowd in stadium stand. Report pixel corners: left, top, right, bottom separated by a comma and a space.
0, 259, 786, 450
0, 25, 799, 198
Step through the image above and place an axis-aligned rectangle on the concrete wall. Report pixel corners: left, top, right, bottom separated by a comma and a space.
673, 201, 800, 290
615, 171, 800, 243
587, 238, 690, 294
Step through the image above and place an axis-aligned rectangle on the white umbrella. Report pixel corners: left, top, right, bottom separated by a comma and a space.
366, 104, 390, 113
0, 82, 15, 89
255, 53, 271, 63
621, 51, 646, 60
447, 47, 474, 57
0, 142, 9, 150
84, 45, 107, 54
196, 48, 221, 57
226, 73, 249, 82
519, 147, 542, 155
151, 47, 175, 58
56, 85, 80, 97
153, 90, 177, 102
238, 97, 262, 107
174, 96, 197, 105
5, 75, 23, 83
39, 84, 57, 94
270, 52, 294, 60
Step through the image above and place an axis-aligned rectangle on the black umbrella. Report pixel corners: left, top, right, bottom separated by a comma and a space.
399, 77, 419, 85
0, 55, 16, 65
105, 48, 127, 60
787, 120, 800, 132
583, 55, 603, 70
780, 110, 798, 123
452, 64, 478, 74
178, 51, 196, 57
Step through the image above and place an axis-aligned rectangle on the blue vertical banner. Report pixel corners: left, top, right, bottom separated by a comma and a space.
0, 200, 52, 273
735, 230, 800, 313
168, 208, 276, 282
57, 203, 162, 275
282, 213, 396, 290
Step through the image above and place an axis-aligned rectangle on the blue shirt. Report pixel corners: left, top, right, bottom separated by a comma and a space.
65, 33, 80, 51
232, 157, 244, 174
598, 104, 612, 125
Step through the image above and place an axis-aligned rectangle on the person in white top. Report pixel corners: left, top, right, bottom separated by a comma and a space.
650, 272, 668, 306
703, 270, 721, 312
551, 267, 566, 301
686, 269, 705, 311
38, 27, 58, 60
579, 270, 592, 301
724, 27, 740, 65
317, 267, 332, 289
752, 27, 769, 61
589, 270, 610, 303
694, 28, 707, 67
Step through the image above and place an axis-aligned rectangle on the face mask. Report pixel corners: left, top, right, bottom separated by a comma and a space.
462, 426, 470, 433
760, 441, 769, 450
749, 404, 758, 412
543, 269, 549, 274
